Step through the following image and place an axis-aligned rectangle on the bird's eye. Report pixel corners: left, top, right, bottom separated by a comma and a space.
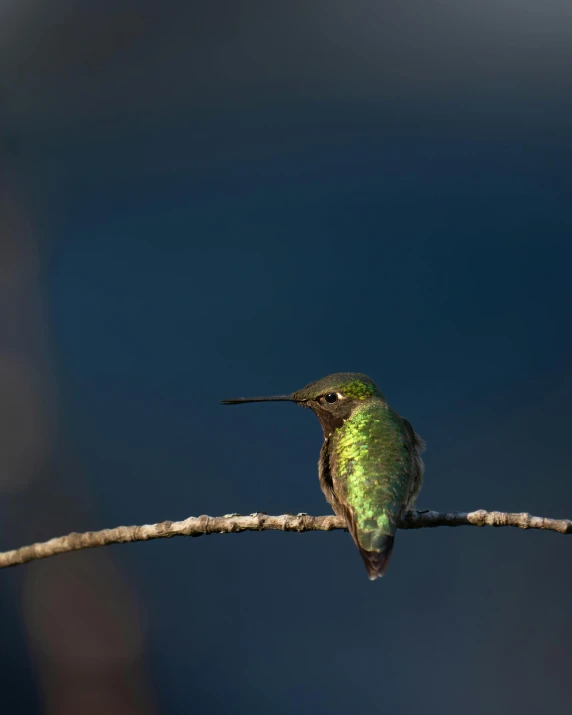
324, 392, 338, 404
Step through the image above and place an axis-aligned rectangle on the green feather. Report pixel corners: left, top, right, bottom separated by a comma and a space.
332, 402, 413, 551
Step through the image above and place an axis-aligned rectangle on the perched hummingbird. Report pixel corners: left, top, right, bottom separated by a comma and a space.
221, 373, 424, 580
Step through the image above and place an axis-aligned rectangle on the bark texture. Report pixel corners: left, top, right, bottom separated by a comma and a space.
0, 509, 570, 569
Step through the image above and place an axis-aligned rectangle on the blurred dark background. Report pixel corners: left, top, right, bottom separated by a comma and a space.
1, 2, 572, 714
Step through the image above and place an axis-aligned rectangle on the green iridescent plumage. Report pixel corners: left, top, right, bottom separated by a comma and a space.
221, 372, 424, 580
330, 401, 417, 569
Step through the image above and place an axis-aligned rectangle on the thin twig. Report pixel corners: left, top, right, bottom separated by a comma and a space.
0, 509, 570, 569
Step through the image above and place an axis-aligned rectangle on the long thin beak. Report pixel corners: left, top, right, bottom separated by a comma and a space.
220, 394, 294, 405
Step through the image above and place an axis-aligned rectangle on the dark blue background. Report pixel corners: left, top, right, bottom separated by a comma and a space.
1, 3, 571, 714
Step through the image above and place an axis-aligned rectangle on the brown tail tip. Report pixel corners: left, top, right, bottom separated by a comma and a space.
360, 536, 394, 580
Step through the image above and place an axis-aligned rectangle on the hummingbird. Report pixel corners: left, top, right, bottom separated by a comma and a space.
221, 372, 424, 580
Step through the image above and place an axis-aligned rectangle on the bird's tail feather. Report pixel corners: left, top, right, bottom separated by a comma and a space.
359, 535, 395, 580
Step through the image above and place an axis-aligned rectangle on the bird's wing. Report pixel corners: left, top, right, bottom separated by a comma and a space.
402, 417, 425, 510
318, 439, 340, 512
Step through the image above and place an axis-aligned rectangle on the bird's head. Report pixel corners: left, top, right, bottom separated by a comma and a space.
221, 372, 384, 436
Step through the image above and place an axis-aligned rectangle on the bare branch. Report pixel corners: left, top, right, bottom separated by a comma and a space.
0, 509, 570, 569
